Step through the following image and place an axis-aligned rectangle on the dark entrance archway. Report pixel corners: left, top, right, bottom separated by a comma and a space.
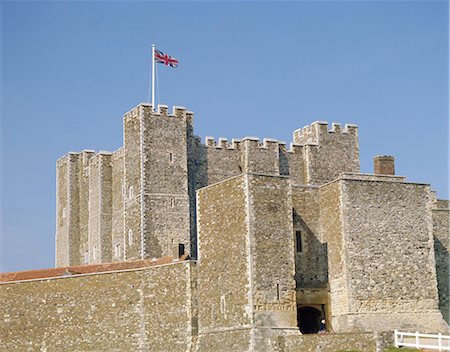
297, 306, 322, 333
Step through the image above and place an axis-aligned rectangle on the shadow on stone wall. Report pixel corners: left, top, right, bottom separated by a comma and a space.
293, 210, 329, 289
434, 236, 449, 324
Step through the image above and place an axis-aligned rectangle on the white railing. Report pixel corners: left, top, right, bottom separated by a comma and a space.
395, 330, 450, 351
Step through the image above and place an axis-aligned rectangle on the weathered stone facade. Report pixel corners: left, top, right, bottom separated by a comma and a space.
2, 102, 449, 351
1, 259, 197, 351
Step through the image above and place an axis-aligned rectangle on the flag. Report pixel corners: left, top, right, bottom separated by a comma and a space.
155, 49, 179, 68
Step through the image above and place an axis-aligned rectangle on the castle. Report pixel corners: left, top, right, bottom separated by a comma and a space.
1, 103, 449, 351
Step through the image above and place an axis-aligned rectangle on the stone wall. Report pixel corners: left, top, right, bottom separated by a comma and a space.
196, 175, 251, 341
335, 174, 448, 333
292, 186, 328, 289
196, 174, 299, 352
79, 150, 95, 264
432, 199, 450, 323
0, 261, 196, 352
88, 152, 113, 263
248, 174, 297, 332
281, 331, 394, 352
123, 105, 143, 260
319, 180, 347, 325
111, 148, 125, 262
141, 105, 191, 259
56, 152, 81, 267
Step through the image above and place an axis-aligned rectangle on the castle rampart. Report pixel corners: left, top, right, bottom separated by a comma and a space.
0, 258, 196, 351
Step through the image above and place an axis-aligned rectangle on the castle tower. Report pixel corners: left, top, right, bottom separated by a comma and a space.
56, 153, 80, 266
196, 174, 299, 351
124, 104, 192, 260
293, 121, 359, 184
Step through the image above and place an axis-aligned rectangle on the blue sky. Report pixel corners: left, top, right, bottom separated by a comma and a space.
1, 1, 448, 272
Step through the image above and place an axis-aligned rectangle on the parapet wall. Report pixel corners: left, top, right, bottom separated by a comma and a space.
193, 136, 308, 188
0, 260, 196, 352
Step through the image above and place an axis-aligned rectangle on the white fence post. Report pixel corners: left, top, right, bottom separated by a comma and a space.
394, 330, 450, 351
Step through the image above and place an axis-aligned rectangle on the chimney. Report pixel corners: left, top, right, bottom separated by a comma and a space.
374, 155, 395, 175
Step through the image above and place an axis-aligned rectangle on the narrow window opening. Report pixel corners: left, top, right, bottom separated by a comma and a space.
170, 198, 175, 207
128, 186, 134, 200
169, 153, 174, 162
276, 284, 281, 301
296, 231, 302, 253
114, 243, 121, 258
93, 246, 97, 260
128, 229, 133, 246
178, 243, 185, 257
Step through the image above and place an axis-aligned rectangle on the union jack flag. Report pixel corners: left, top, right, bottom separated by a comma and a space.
155, 49, 179, 68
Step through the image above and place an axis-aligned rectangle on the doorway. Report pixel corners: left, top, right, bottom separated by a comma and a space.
297, 306, 323, 333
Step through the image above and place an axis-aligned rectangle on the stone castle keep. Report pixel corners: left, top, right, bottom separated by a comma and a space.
1, 103, 449, 351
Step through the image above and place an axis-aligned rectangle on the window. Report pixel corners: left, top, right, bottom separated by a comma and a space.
114, 243, 122, 258
128, 186, 134, 200
170, 198, 175, 207
296, 231, 302, 253
93, 246, 97, 260
178, 243, 185, 257
169, 152, 174, 163
128, 229, 133, 246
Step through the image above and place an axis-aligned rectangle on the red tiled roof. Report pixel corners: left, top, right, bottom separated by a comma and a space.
0, 254, 189, 283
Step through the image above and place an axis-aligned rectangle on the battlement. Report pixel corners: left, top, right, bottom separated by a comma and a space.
124, 103, 193, 123
57, 149, 113, 165
201, 136, 304, 154
204, 136, 241, 149
293, 121, 358, 144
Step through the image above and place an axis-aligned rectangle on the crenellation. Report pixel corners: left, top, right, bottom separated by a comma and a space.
343, 123, 358, 134
205, 136, 215, 147
329, 122, 341, 133
218, 137, 228, 148
157, 104, 169, 115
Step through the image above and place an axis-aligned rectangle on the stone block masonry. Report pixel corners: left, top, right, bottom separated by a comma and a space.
0, 258, 196, 352
324, 173, 448, 333
196, 174, 299, 352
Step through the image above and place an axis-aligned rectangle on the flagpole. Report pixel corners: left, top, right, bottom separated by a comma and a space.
151, 44, 155, 111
